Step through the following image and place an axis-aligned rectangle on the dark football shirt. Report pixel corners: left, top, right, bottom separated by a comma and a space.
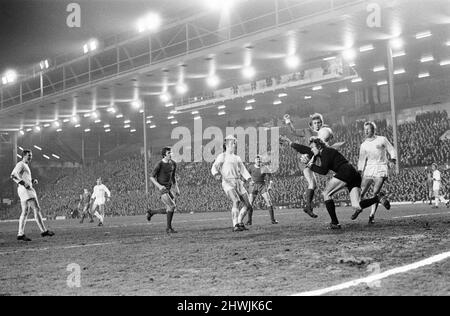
152, 160, 177, 190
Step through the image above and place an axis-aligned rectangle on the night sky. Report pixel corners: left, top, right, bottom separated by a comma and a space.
0, 0, 197, 73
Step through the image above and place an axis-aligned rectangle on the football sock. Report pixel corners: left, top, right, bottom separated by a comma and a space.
166, 211, 174, 229
325, 200, 339, 224
369, 203, 379, 217
238, 206, 248, 224
18, 212, 27, 236
247, 206, 253, 223
34, 209, 46, 233
306, 189, 315, 208
360, 196, 379, 209
232, 207, 239, 227
268, 206, 276, 222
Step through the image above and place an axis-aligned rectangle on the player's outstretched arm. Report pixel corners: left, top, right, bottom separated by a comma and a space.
283, 114, 306, 137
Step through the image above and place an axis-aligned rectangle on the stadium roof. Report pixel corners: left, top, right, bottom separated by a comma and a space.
0, 0, 449, 141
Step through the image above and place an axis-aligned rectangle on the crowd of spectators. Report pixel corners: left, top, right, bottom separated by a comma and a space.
2, 111, 449, 220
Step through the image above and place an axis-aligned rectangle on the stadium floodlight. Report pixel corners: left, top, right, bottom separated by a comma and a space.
149, 125, 156, 129
342, 49, 357, 61
71, 115, 79, 124
39, 59, 50, 70
170, 110, 179, 115
105, 129, 111, 133
53, 121, 60, 128
377, 80, 388, 86
246, 99, 256, 104
19, 130, 25, 136
194, 116, 201, 120
312, 85, 322, 91
394, 68, 406, 75
278, 93, 288, 98
446, 41, 450, 47
84, 128, 91, 133
146, 120, 152, 124
392, 51, 406, 58
165, 102, 174, 108
95, 119, 101, 124
2, 70, 18, 85
130, 129, 137, 133
124, 124, 131, 129
124, 120, 131, 124
420, 55, 434, 63
415, 31, 432, 39
167, 116, 175, 120
146, 115, 154, 119
304, 96, 312, 100
83, 39, 98, 54
170, 120, 178, 125
116, 114, 124, 119
52, 154, 60, 159
176, 82, 188, 95
34, 126, 41, 132
131, 100, 142, 109
359, 44, 374, 52
351, 77, 363, 83
43, 155, 50, 160
160, 92, 171, 103
273, 100, 282, 105
207, 74, 220, 88
218, 105, 226, 110
34, 145, 42, 151
244, 105, 253, 111
56, 128, 62, 132
338, 87, 349, 93
323, 56, 336, 61
218, 111, 226, 116
75, 124, 81, 128
137, 12, 162, 33
18, 146, 24, 151
418, 72, 430, 78
107, 107, 117, 113
44, 123, 51, 128
191, 111, 199, 115
440, 60, 450, 66
242, 66, 255, 79
285, 55, 300, 69
84, 113, 91, 118
91, 111, 99, 120
63, 118, 70, 123
373, 65, 386, 72
390, 38, 403, 50
26, 128, 33, 132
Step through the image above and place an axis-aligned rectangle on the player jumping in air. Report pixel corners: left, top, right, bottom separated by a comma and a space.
146, 147, 180, 234
90, 178, 111, 227
211, 135, 253, 232
281, 137, 390, 229
283, 113, 344, 217
79, 188, 94, 224
246, 155, 278, 225
356, 122, 396, 224
10, 149, 55, 241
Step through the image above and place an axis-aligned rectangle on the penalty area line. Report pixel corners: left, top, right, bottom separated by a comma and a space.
292, 250, 450, 296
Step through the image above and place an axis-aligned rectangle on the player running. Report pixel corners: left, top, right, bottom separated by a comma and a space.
90, 178, 111, 227
357, 122, 396, 224
10, 149, 55, 241
281, 136, 389, 229
146, 147, 180, 234
79, 188, 94, 224
246, 155, 278, 225
211, 135, 253, 232
283, 113, 344, 217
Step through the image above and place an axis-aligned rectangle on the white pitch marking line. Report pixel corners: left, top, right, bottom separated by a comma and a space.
292, 250, 450, 296
392, 212, 450, 219
0, 242, 117, 256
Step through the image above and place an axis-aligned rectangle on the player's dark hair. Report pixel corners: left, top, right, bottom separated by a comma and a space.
161, 146, 171, 157
309, 137, 326, 150
223, 142, 227, 152
364, 121, 377, 132
310, 113, 324, 124
22, 149, 32, 157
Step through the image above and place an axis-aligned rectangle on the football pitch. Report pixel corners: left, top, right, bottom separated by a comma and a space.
1, 204, 449, 296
